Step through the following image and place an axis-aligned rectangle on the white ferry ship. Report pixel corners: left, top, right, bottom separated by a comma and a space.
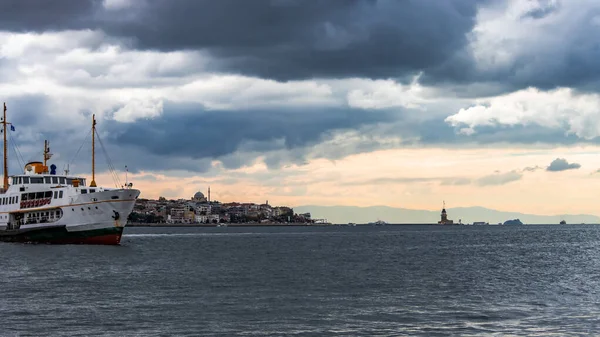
0, 103, 140, 244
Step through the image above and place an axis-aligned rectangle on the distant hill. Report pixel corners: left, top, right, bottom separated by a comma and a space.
293, 205, 600, 225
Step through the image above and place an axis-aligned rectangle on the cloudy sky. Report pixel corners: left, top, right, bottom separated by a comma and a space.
2, 0, 600, 215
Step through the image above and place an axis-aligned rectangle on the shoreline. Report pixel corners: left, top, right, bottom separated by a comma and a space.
126, 222, 442, 227
125, 223, 591, 227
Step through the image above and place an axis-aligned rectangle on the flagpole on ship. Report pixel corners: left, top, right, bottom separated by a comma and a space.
90, 114, 97, 188
2, 103, 12, 191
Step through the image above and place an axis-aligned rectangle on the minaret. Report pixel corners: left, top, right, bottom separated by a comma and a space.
207, 186, 211, 215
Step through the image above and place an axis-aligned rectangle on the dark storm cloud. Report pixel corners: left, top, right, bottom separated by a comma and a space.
520, 0, 560, 20
546, 158, 581, 172
0, 0, 99, 32
109, 102, 395, 162
1, 95, 398, 175
3, 97, 599, 176
440, 123, 585, 147
2, 0, 600, 94
0, 0, 484, 81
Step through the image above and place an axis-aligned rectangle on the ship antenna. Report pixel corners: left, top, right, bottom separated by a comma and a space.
125, 165, 128, 188
2, 102, 10, 191
90, 114, 97, 187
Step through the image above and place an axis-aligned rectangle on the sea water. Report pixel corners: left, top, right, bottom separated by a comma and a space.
1, 224, 600, 336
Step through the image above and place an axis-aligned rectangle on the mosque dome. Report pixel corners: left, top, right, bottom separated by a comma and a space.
193, 191, 205, 200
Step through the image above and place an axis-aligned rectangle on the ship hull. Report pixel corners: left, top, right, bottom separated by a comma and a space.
0, 226, 124, 245
0, 188, 140, 245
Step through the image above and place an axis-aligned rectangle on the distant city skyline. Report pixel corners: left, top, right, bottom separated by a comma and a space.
1, 1, 600, 217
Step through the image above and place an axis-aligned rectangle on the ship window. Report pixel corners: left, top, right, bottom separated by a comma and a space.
28, 193, 35, 200
21, 194, 27, 201
111, 195, 119, 199
53, 191, 57, 199
66, 178, 73, 185
18, 177, 22, 184
30, 177, 43, 184
14, 196, 18, 203
89, 189, 95, 193
52, 177, 58, 184
35, 192, 44, 199
44, 177, 51, 184
59, 177, 66, 184
44, 191, 51, 198
59, 191, 63, 198
80, 179, 86, 186
23, 177, 29, 184
12, 178, 16, 185
81, 189, 87, 194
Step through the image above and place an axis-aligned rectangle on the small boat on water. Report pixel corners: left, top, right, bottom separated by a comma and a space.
0, 103, 140, 244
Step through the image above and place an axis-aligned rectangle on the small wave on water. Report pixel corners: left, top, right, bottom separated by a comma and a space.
124, 233, 253, 238
123, 228, 364, 238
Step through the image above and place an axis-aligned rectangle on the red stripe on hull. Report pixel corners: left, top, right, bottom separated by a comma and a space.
0, 226, 124, 245
50, 233, 122, 245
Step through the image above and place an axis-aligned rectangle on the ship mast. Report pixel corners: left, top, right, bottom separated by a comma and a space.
43, 140, 50, 171
2, 103, 10, 190
90, 114, 97, 187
